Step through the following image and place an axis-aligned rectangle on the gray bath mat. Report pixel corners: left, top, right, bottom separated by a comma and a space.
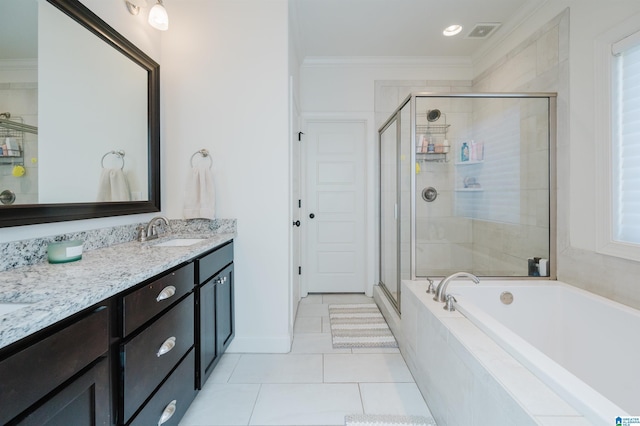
345, 414, 437, 426
329, 303, 398, 349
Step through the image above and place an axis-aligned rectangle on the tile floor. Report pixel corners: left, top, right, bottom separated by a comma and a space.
179, 293, 433, 426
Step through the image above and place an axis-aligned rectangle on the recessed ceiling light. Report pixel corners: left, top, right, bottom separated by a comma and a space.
443, 24, 463, 37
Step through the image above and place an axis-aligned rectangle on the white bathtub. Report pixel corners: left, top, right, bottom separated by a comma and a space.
378, 280, 637, 425
447, 280, 636, 424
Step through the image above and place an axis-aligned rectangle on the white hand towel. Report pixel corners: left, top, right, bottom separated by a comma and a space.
97, 168, 131, 202
183, 166, 216, 219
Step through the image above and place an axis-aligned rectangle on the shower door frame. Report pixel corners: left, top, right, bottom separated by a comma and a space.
379, 92, 558, 314
378, 96, 411, 313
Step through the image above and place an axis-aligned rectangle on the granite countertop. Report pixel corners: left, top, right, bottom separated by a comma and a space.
0, 232, 235, 351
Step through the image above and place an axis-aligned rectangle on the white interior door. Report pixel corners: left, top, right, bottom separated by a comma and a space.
305, 120, 366, 293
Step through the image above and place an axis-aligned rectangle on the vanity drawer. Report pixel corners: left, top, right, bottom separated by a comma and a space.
122, 293, 194, 423
129, 350, 197, 426
123, 262, 194, 336
0, 305, 109, 425
197, 241, 233, 284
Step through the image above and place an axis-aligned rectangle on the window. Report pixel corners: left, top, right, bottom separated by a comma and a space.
612, 32, 640, 245
595, 20, 640, 261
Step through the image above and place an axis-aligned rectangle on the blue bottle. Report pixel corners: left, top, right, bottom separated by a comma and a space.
461, 142, 469, 162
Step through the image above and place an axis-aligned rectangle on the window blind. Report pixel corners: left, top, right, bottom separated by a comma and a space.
613, 39, 640, 244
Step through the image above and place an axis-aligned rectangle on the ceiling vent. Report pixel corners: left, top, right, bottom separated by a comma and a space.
466, 23, 501, 39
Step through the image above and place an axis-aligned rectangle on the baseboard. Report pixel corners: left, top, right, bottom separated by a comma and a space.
225, 334, 292, 353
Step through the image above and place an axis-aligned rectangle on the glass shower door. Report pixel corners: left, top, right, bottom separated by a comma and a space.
379, 117, 399, 307
379, 100, 412, 311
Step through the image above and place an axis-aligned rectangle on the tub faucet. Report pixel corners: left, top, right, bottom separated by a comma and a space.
139, 216, 171, 241
434, 272, 480, 303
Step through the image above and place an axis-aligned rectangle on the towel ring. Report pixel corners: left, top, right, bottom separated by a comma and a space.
101, 150, 125, 170
190, 149, 212, 169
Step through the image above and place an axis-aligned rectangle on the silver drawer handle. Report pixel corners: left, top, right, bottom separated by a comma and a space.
157, 336, 176, 357
215, 276, 228, 284
156, 285, 176, 302
157, 399, 177, 425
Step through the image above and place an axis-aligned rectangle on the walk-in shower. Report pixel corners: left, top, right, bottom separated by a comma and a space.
378, 93, 557, 311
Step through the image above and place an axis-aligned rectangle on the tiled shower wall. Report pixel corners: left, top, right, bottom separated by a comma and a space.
470, 12, 566, 275
0, 82, 38, 205
374, 10, 567, 277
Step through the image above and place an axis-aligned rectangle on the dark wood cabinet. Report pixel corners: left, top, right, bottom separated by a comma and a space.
121, 294, 195, 422
0, 238, 235, 426
128, 351, 196, 426
0, 304, 110, 426
117, 263, 196, 425
195, 241, 234, 389
14, 357, 110, 426
121, 263, 194, 337
216, 264, 235, 355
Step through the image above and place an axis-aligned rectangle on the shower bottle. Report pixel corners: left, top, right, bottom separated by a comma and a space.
461, 142, 469, 162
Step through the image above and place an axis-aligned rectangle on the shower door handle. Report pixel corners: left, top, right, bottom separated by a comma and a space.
309, 213, 315, 219
293, 220, 301, 227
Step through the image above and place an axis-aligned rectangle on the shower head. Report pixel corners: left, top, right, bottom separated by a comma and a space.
427, 109, 441, 122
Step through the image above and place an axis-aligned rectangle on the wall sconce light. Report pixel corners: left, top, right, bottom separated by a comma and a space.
125, 0, 169, 31
148, 0, 169, 31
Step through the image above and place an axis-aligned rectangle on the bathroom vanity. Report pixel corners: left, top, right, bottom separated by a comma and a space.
0, 234, 234, 426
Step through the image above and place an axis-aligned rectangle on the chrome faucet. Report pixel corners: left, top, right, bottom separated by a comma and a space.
138, 216, 171, 242
433, 272, 480, 303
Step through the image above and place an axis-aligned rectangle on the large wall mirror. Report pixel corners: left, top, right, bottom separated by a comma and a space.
0, 0, 160, 228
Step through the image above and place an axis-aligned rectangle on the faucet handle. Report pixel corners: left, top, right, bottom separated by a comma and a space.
425, 278, 436, 294
137, 225, 147, 242
443, 294, 457, 312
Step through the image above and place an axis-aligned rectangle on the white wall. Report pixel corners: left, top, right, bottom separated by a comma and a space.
0, 0, 162, 243
162, 0, 291, 352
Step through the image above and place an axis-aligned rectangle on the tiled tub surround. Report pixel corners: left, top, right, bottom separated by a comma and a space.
0, 219, 236, 350
375, 282, 593, 426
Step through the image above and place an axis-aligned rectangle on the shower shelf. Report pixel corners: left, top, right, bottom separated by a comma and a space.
455, 188, 484, 192
416, 124, 450, 134
455, 160, 484, 166
416, 152, 448, 162
0, 152, 23, 165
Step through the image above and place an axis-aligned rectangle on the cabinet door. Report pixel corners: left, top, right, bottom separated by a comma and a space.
216, 264, 234, 354
0, 306, 109, 425
197, 278, 217, 388
14, 357, 110, 426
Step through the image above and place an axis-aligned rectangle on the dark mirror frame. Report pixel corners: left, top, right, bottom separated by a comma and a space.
0, 0, 161, 228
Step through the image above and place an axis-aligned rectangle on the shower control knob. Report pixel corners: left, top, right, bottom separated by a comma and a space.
309, 213, 315, 219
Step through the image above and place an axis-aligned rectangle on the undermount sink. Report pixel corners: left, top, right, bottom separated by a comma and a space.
0, 303, 33, 317
152, 238, 207, 247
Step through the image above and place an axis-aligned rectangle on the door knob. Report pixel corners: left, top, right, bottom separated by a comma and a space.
293, 220, 301, 227
309, 213, 315, 219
